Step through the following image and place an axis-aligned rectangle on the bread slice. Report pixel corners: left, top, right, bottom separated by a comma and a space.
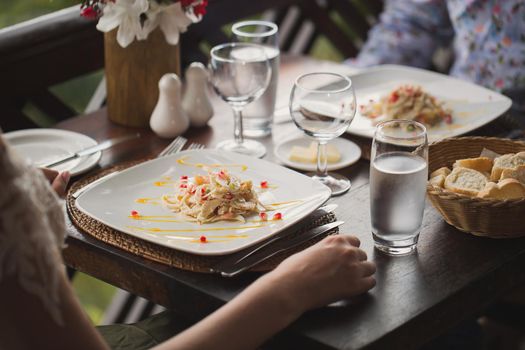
430, 167, 451, 179
429, 174, 446, 188
453, 157, 493, 174
477, 178, 525, 200
499, 164, 525, 184
444, 167, 488, 196
491, 153, 525, 181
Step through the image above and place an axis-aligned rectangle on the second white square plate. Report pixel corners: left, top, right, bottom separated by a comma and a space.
347, 65, 512, 142
76, 150, 331, 255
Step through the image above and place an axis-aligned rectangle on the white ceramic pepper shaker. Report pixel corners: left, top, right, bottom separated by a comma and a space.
150, 73, 190, 138
182, 62, 214, 127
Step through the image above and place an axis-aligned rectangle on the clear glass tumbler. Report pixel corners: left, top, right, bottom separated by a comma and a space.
369, 120, 428, 255
209, 42, 271, 158
232, 20, 279, 138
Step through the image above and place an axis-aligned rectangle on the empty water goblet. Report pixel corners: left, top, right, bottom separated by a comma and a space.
289, 72, 356, 195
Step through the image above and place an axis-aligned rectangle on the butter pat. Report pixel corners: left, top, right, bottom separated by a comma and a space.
290, 145, 316, 163
289, 142, 341, 164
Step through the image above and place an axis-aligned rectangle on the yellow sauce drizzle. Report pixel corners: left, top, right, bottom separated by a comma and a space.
265, 200, 303, 208
135, 197, 161, 205
177, 156, 248, 171
445, 123, 464, 130
126, 224, 265, 233
154, 181, 176, 187
128, 215, 184, 223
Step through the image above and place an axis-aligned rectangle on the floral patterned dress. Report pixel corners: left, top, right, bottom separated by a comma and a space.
352, 0, 525, 106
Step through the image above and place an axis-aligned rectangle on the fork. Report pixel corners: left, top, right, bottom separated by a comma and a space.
158, 136, 188, 157
186, 142, 205, 151
160, 140, 205, 157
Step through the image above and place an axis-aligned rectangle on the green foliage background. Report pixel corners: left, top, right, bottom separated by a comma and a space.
0, 0, 78, 28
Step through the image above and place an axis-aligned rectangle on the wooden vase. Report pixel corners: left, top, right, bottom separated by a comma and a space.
104, 29, 181, 127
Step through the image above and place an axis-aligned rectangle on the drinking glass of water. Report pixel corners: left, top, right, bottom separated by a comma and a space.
370, 120, 428, 255
289, 72, 356, 195
209, 42, 271, 158
232, 20, 279, 138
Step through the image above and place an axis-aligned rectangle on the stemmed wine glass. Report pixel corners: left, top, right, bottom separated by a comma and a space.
289, 72, 357, 195
209, 42, 271, 158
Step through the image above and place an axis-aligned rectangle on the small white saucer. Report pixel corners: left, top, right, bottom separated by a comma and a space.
4, 128, 101, 176
274, 136, 362, 172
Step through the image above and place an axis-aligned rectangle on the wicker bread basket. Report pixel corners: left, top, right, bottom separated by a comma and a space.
427, 137, 525, 238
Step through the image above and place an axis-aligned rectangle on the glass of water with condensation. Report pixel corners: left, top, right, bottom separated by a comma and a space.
232, 20, 279, 138
370, 120, 428, 255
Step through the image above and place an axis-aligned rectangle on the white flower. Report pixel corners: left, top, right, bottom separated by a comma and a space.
142, 2, 194, 46
96, 0, 149, 48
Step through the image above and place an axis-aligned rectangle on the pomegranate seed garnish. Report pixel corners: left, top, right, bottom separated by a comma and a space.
180, 175, 188, 180
260, 181, 268, 188
179, 184, 187, 188
259, 212, 268, 221
273, 213, 282, 220
131, 210, 139, 217
200, 235, 207, 243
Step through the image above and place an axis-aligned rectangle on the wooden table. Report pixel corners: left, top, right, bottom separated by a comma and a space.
57, 57, 525, 350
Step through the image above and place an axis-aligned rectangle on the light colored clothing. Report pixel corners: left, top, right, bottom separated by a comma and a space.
0, 138, 66, 325
352, 0, 525, 94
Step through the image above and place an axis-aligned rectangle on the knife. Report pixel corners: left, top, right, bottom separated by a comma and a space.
40, 133, 141, 168
210, 203, 337, 274
214, 220, 344, 277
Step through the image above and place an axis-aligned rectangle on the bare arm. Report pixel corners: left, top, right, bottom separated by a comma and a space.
155, 235, 376, 350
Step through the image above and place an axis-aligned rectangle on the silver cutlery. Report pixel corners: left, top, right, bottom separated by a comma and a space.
41, 133, 141, 168
213, 220, 344, 277
186, 142, 206, 151
158, 136, 188, 157
210, 203, 337, 274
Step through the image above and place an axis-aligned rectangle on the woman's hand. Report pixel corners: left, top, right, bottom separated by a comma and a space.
40, 168, 70, 198
156, 234, 375, 350
266, 234, 376, 314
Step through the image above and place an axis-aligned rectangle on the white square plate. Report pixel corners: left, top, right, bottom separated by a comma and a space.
75, 150, 331, 255
347, 65, 512, 142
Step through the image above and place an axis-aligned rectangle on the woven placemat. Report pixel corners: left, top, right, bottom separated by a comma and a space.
66, 160, 338, 273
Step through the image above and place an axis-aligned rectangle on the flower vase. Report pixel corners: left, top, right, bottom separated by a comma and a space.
104, 28, 181, 127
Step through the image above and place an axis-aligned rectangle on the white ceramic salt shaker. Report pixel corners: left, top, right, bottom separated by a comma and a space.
150, 73, 190, 138
182, 62, 214, 127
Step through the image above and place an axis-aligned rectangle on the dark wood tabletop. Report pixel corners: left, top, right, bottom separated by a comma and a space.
57, 56, 525, 350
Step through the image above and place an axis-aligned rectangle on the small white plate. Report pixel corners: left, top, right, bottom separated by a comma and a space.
4, 129, 101, 176
75, 150, 331, 256
347, 65, 513, 142
274, 136, 362, 172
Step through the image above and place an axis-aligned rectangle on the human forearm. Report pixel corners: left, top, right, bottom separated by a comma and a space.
156, 272, 301, 350
155, 235, 376, 350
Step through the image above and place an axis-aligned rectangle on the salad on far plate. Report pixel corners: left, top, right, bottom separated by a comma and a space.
360, 85, 453, 127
